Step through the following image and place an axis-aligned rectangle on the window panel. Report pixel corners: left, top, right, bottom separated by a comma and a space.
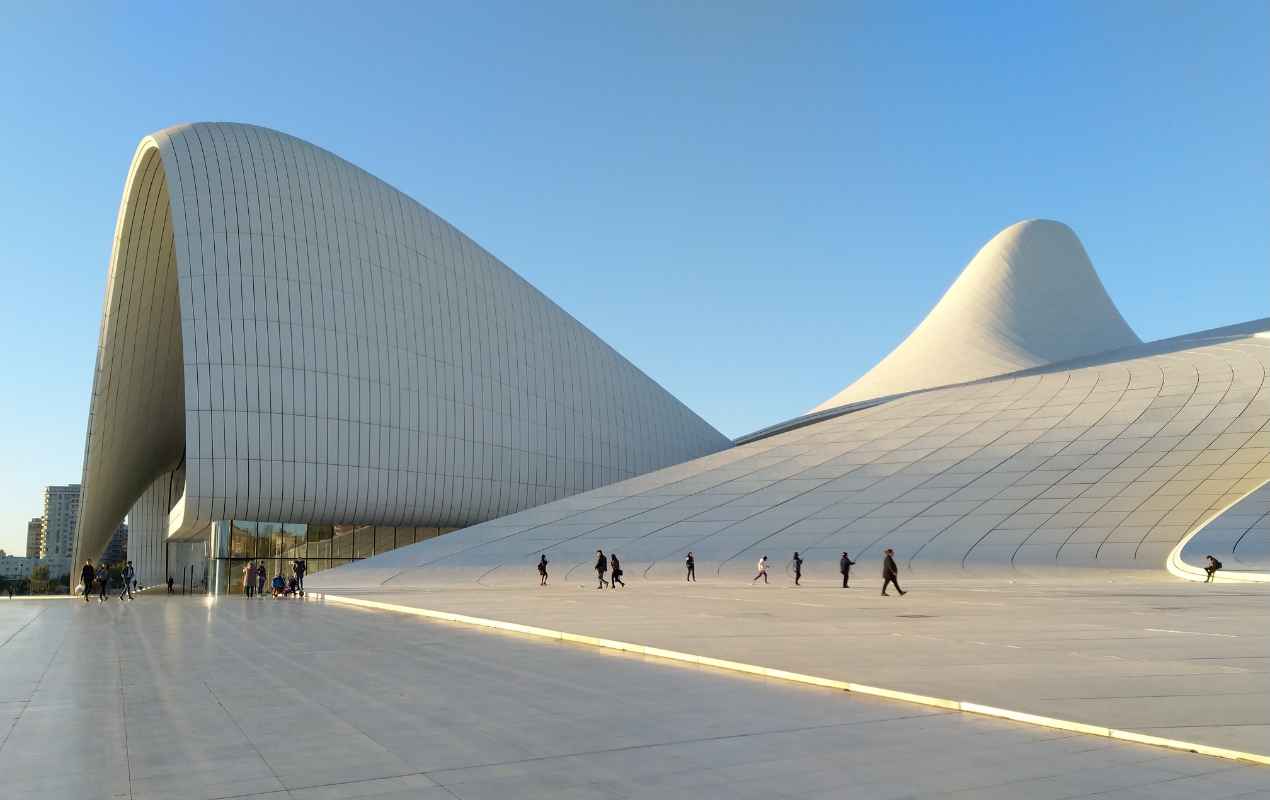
374, 526, 395, 555
354, 525, 375, 559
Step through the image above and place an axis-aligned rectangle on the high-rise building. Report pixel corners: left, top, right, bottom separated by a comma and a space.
26, 517, 43, 559
102, 522, 128, 565
42, 484, 80, 579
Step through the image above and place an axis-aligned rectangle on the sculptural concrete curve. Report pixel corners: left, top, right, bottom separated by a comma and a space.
74, 123, 731, 581
307, 220, 1268, 588
814, 219, 1142, 411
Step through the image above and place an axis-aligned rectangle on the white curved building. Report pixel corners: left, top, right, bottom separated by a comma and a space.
74, 122, 730, 588
311, 221, 1270, 590
814, 220, 1142, 411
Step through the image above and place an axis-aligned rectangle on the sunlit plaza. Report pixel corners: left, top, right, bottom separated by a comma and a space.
3, 4, 1270, 800
4, 591, 1269, 800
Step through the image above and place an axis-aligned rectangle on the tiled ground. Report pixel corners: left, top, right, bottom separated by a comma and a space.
3, 596, 1268, 799
323, 574, 1270, 757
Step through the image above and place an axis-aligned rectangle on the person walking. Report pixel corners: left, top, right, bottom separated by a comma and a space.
256, 563, 267, 597
537, 555, 549, 586
752, 556, 769, 584
881, 548, 906, 596
1204, 555, 1222, 583
594, 550, 609, 589
792, 552, 804, 586
96, 563, 109, 602
119, 562, 135, 601
610, 553, 625, 588
685, 551, 696, 582
839, 552, 856, 588
81, 561, 95, 603
243, 562, 255, 597
166, 575, 174, 594
293, 558, 307, 594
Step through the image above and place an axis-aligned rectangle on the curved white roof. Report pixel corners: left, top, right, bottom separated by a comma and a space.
74, 123, 731, 576
310, 319, 1270, 588
813, 219, 1141, 411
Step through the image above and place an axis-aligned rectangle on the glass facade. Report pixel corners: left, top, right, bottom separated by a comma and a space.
207, 521, 457, 594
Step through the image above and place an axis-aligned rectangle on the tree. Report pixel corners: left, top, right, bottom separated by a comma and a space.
29, 564, 50, 595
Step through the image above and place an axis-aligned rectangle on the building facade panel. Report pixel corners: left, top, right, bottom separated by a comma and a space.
26, 518, 42, 560
0, 557, 38, 581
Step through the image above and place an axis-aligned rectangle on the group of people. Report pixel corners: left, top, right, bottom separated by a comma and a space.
590, 550, 626, 588
536, 548, 909, 595
750, 549, 904, 594
540, 551, 629, 588
534, 551, 628, 588
242, 558, 307, 598
79, 560, 136, 602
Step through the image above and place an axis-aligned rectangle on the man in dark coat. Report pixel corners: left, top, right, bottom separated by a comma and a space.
119, 562, 135, 600
792, 552, 803, 586
839, 552, 856, 588
594, 550, 609, 589
685, 552, 696, 582
881, 548, 906, 596
80, 561, 95, 602
96, 563, 109, 602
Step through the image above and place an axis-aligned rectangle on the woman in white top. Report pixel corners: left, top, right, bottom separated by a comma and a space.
752, 556, 769, 584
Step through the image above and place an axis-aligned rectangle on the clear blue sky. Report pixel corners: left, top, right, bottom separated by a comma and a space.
0, 2, 1266, 553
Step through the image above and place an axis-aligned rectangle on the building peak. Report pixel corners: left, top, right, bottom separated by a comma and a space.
813, 219, 1140, 411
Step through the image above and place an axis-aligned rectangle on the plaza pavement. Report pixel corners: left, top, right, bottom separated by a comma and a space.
313, 572, 1270, 760
2, 594, 1269, 799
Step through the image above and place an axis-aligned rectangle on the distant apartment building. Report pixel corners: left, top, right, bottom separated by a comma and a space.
42, 484, 80, 578
0, 555, 38, 580
26, 517, 43, 559
102, 522, 128, 565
